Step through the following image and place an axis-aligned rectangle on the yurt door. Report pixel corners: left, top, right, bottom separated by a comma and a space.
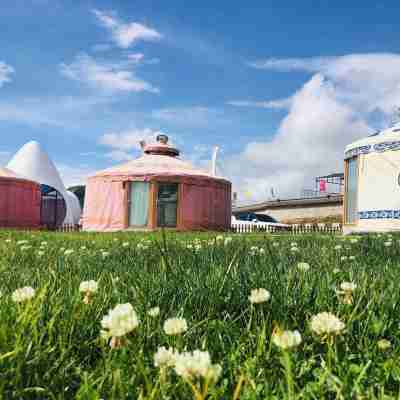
128, 182, 150, 227
157, 183, 178, 227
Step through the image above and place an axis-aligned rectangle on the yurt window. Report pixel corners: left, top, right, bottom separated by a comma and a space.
345, 157, 358, 223
128, 182, 150, 227
157, 183, 179, 227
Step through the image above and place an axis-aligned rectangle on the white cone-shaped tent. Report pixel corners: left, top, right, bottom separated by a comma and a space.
7, 141, 81, 225
343, 122, 400, 234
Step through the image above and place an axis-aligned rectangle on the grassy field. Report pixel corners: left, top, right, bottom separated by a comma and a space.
0, 230, 400, 399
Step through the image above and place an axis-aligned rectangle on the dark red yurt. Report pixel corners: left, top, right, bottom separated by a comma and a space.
83, 135, 232, 231
0, 167, 41, 228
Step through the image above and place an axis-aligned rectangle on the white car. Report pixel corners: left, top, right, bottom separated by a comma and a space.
231, 212, 290, 230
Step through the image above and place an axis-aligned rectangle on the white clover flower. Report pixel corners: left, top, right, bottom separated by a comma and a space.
310, 312, 345, 337
377, 339, 391, 351
64, 249, 74, 256
40, 241, 48, 246
384, 241, 392, 247
12, 286, 35, 303
290, 246, 299, 253
272, 242, 279, 247
290, 242, 297, 247
37, 250, 45, 257
334, 245, 342, 250
224, 237, 232, 246
186, 244, 193, 250
272, 329, 302, 350
194, 244, 202, 252
340, 282, 357, 292
215, 235, 224, 243
340, 256, 348, 261
297, 262, 310, 272
259, 248, 266, 255
5, 239, 12, 243
101, 303, 139, 338
79, 280, 98, 294
350, 238, 358, 244
80, 246, 87, 251
163, 318, 188, 335
249, 288, 271, 304
20, 245, 32, 251
333, 268, 340, 274
113, 238, 119, 242
148, 306, 160, 318
80, 280, 98, 304
174, 350, 222, 381
154, 346, 178, 368
17, 240, 29, 246
349, 255, 355, 261
249, 246, 259, 256
122, 242, 129, 247
102, 251, 110, 258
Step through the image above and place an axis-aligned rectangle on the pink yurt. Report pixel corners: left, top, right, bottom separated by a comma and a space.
83, 135, 231, 231
0, 167, 41, 228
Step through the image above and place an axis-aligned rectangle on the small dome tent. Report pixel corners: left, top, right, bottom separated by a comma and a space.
343, 122, 400, 234
0, 167, 41, 228
7, 141, 81, 228
83, 135, 231, 231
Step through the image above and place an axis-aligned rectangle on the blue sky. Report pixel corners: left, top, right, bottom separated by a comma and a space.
1, 0, 400, 200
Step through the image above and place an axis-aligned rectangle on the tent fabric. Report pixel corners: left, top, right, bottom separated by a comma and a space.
84, 139, 232, 232
344, 123, 400, 234
94, 154, 229, 184
345, 122, 400, 158
0, 177, 41, 228
7, 141, 82, 225
83, 178, 126, 231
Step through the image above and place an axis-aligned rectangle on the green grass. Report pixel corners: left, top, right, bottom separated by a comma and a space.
0, 230, 400, 399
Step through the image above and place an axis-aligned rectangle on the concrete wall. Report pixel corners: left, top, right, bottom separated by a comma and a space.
233, 196, 343, 224
257, 204, 343, 223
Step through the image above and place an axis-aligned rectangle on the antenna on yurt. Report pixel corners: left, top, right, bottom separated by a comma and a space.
211, 146, 219, 176
139, 140, 146, 151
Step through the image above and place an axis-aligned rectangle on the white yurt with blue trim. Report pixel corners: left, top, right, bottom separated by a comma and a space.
343, 122, 400, 234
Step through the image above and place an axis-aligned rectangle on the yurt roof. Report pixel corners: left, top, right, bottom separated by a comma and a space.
0, 167, 25, 180
7, 141, 81, 224
345, 122, 400, 158
93, 137, 229, 183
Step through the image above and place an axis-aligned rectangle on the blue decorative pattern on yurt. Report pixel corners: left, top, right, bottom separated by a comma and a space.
359, 210, 400, 219
345, 141, 400, 159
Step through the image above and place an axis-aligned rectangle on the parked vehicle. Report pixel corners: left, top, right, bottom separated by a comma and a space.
231, 212, 289, 229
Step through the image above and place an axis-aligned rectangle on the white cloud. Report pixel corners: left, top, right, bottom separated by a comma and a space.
98, 128, 168, 161
57, 163, 96, 187
60, 54, 159, 93
0, 95, 112, 127
250, 53, 400, 115
227, 97, 292, 110
249, 56, 335, 72
92, 9, 162, 48
0, 61, 14, 87
225, 51, 400, 200
152, 106, 226, 127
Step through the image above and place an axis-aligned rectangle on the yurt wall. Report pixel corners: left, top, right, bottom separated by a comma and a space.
0, 176, 41, 228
